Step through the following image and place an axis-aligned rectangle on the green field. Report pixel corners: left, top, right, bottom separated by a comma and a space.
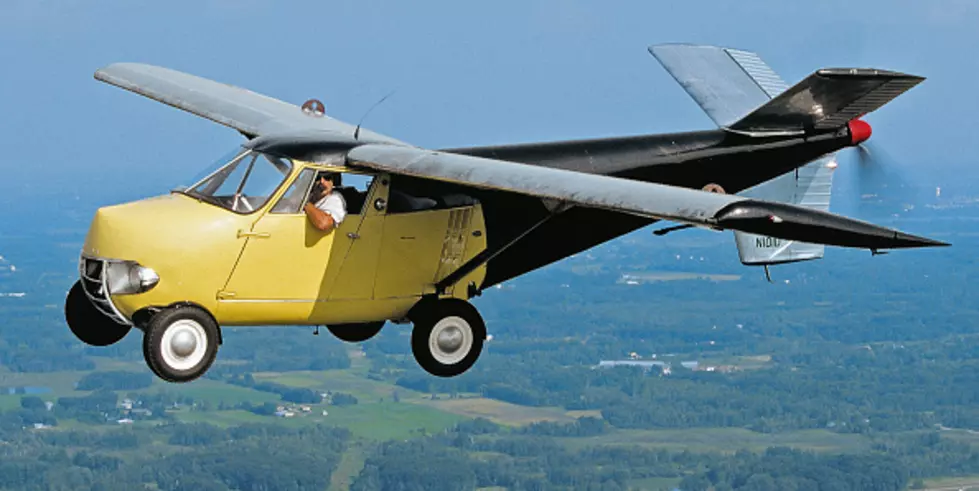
320, 401, 463, 440
329, 442, 368, 491
175, 409, 298, 428
560, 427, 873, 454
0, 368, 84, 395
253, 368, 416, 403
0, 395, 23, 411
255, 368, 588, 427
157, 379, 281, 406
420, 397, 577, 426
920, 475, 979, 490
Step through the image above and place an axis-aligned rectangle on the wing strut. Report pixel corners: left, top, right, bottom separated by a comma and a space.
435, 203, 572, 295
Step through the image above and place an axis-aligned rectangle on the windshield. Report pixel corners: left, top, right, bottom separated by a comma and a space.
172, 147, 248, 192
182, 150, 294, 213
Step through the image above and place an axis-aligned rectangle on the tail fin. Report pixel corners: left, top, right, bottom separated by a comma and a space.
649, 44, 850, 266
734, 155, 836, 265
648, 44, 924, 134
649, 44, 778, 128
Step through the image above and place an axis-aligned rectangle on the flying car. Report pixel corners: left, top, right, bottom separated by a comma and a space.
65, 44, 946, 383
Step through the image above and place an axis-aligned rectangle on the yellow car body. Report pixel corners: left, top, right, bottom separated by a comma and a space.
79, 157, 487, 328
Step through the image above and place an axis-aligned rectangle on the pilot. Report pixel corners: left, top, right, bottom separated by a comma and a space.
304, 172, 347, 233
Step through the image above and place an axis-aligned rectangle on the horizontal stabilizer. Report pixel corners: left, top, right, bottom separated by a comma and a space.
729, 69, 924, 134
734, 155, 836, 265
649, 44, 924, 134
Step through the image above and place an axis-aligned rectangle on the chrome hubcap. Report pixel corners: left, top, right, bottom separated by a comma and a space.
170, 330, 197, 357
428, 316, 473, 366
160, 319, 207, 371
437, 326, 464, 353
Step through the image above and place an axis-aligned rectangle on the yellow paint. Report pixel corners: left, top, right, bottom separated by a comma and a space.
375, 210, 451, 299
225, 298, 418, 326
374, 205, 486, 299
328, 216, 385, 300
83, 193, 253, 318
79, 158, 489, 327
451, 203, 487, 298
327, 176, 389, 301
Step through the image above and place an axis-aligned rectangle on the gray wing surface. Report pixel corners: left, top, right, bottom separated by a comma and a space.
346, 144, 944, 250
349, 144, 734, 224
94, 63, 405, 145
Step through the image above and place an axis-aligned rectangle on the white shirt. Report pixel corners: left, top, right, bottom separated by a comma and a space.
314, 191, 347, 225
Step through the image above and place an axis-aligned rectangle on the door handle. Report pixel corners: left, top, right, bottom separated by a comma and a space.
237, 230, 271, 239
347, 232, 360, 240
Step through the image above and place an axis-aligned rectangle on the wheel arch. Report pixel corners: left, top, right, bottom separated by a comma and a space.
406, 294, 440, 323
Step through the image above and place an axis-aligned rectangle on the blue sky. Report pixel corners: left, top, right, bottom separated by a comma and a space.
0, 0, 976, 210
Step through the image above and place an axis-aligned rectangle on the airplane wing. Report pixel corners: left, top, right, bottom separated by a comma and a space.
94, 63, 405, 145
346, 144, 945, 250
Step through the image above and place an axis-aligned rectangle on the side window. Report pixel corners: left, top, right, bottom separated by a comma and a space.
270, 169, 315, 214
328, 172, 374, 216
386, 175, 476, 214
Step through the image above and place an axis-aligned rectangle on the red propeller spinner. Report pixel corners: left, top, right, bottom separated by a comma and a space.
848, 119, 872, 145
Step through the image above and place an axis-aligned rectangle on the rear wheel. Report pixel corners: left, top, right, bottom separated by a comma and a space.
410, 299, 485, 377
143, 306, 220, 383
64, 281, 130, 347
327, 321, 384, 343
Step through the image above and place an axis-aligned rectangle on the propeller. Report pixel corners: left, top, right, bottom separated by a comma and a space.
840, 120, 923, 220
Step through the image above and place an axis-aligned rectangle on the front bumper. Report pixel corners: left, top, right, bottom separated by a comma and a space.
79, 256, 132, 326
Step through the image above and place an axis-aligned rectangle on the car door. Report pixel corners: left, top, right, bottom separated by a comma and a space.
374, 180, 485, 299
218, 168, 386, 324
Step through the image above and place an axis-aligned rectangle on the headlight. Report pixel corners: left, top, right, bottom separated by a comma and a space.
104, 261, 160, 295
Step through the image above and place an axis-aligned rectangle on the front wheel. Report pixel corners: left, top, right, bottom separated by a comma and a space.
64, 281, 131, 347
410, 299, 485, 378
143, 306, 220, 383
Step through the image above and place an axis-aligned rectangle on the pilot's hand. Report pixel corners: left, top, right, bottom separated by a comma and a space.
309, 184, 324, 203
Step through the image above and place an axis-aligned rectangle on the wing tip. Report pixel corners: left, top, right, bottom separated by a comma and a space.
93, 62, 141, 83
816, 67, 926, 83
889, 232, 950, 249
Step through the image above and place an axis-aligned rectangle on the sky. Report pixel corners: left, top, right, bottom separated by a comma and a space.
0, 0, 976, 222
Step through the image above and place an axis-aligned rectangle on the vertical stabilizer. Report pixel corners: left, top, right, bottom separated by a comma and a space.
649, 44, 836, 266
734, 156, 836, 265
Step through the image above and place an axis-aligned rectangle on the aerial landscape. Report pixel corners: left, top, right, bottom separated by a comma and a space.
2, 1, 979, 490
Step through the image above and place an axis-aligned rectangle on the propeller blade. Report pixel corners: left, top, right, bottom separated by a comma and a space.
841, 141, 920, 219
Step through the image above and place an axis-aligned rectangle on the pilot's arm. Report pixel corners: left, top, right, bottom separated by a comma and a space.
305, 193, 347, 233
304, 202, 337, 232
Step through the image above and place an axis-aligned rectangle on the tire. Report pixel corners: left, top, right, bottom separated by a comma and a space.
327, 321, 385, 343
64, 281, 131, 347
410, 299, 486, 378
142, 306, 220, 383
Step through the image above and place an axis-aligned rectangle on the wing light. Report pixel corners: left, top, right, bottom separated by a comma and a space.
301, 99, 326, 117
